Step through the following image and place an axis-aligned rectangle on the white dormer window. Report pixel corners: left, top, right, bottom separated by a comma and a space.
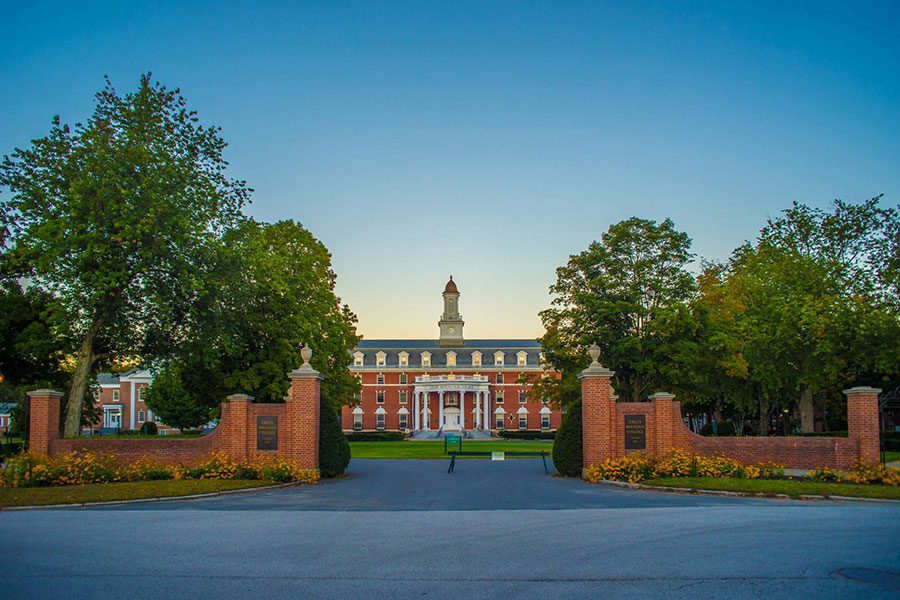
517, 351, 527, 366
446, 351, 457, 367
376, 351, 386, 367
494, 351, 505, 366
421, 351, 431, 367
399, 351, 409, 367
472, 351, 482, 366
353, 352, 364, 366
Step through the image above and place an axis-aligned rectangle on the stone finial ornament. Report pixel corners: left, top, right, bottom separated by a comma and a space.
301, 344, 313, 367
588, 343, 601, 366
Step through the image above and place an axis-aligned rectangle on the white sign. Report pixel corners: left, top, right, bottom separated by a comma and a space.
491, 452, 505, 461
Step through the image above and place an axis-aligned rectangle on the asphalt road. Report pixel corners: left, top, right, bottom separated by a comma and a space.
2, 459, 898, 599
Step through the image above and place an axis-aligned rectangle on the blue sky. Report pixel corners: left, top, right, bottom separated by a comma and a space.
2, 1, 898, 339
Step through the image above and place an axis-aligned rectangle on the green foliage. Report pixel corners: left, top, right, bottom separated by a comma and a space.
138, 421, 158, 436
318, 401, 350, 477
698, 421, 736, 436
552, 400, 583, 476
0, 74, 250, 436
144, 361, 215, 430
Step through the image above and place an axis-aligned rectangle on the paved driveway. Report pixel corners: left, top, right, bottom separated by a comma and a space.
2, 458, 899, 599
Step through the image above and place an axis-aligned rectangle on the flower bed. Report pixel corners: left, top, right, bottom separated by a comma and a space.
584, 449, 899, 486
0, 451, 319, 488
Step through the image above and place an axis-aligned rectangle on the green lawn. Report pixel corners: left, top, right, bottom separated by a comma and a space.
884, 451, 900, 463
0, 479, 277, 508
349, 439, 553, 459
644, 477, 900, 500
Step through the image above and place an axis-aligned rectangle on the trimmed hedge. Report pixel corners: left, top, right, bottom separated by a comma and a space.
138, 421, 158, 436
345, 431, 406, 442
552, 401, 582, 477
319, 403, 350, 478
499, 430, 556, 440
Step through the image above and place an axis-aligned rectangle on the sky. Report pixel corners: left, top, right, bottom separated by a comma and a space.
2, 1, 898, 340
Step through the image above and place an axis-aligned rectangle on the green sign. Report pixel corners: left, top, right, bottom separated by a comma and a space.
446, 435, 461, 444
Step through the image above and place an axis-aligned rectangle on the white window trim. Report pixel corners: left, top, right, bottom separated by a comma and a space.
353, 351, 364, 366
421, 351, 431, 367
398, 351, 409, 366
494, 351, 505, 366
376, 351, 386, 367
517, 351, 527, 366
446, 351, 457, 366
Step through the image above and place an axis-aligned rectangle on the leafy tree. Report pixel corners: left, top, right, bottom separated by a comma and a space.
0, 74, 249, 436
146, 219, 360, 428
540, 217, 695, 402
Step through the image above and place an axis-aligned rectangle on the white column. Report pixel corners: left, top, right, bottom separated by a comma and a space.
474, 391, 481, 429
483, 389, 491, 430
423, 392, 430, 430
414, 390, 420, 430
460, 389, 466, 430
438, 391, 444, 428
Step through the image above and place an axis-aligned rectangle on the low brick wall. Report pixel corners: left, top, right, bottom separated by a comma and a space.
580, 352, 881, 470
27, 362, 322, 470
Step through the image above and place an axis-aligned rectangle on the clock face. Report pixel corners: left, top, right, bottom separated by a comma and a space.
448, 327, 455, 333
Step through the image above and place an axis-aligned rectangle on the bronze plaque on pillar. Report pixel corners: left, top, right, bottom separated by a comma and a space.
624, 414, 646, 450
256, 415, 278, 450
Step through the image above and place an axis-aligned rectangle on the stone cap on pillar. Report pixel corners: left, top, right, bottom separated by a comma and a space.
649, 392, 676, 401
843, 386, 882, 397
289, 344, 324, 380
26, 389, 64, 398
226, 394, 254, 402
578, 344, 615, 380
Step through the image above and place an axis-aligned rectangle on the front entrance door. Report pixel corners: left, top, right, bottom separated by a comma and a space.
444, 408, 461, 430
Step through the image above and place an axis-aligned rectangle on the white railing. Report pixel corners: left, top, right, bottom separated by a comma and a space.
414, 374, 488, 384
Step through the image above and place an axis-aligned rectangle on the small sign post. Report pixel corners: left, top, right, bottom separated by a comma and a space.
444, 434, 462, 454
491, 451, 505, 461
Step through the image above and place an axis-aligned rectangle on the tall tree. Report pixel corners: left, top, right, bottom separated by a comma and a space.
540, 217, 695, 402
0, 74, 249, 436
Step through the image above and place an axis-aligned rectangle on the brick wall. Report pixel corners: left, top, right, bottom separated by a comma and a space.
27, 363, 322, 470
580, 367, 882, 471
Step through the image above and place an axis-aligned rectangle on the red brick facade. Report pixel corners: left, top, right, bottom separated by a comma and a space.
580, 355, 882, 471
27, 363, 321, 470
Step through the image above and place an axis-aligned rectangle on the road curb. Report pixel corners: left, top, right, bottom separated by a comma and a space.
0, 481, 307, 511
595, 479, 900, 504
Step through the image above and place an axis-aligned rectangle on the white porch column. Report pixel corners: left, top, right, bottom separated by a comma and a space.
438, 391, 444, 428
483, 389, 491, 430
423, 392, 430, 430
460, 389, 466, 430
413, 390, 420, 430
474, 391, 481, 429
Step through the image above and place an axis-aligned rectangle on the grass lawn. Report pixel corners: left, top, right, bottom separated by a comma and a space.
643, 477, 900, 500
349, 439, 553, 459
0, 479, 277, 508
884, 451, 900, 463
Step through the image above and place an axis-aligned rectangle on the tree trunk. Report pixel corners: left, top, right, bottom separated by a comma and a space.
63, 313, 104, 437
758, 399, 769, 436
799, 386, 815, 433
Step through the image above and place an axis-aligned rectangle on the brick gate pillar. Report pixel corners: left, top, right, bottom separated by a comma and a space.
27, 389, 63, 455
287, 345, 322, 470
649, 392, 676, 453
844, 386, 881, 464
579, 344, 615, 476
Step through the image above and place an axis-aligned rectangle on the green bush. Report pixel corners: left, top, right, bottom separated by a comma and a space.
319, 401, 350, 477
499, 430, 556, 440
552, 400, 582, 477
345, 431, 406, 442
698, 421, 736, 436
138, 421, 158, 435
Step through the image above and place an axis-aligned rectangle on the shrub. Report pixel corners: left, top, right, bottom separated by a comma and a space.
499, 430, 556, 440
698, 421, 736, 436
583, 450, 782, 484
345, 431, 406, 442
552, 400, 583, 477
139, 421, 159, 435
808, 467, 842, 483
319, 400, 350, 477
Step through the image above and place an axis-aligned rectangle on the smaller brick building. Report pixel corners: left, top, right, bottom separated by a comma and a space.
90, 369, 179, 434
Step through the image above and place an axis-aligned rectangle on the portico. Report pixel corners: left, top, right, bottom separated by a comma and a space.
413, 374, 491, 431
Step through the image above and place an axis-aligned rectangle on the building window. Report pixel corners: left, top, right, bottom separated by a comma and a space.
138, 410, 146, 423
422, 352, 431, 367
541, 414, 551, 430
138, 386, 146, 402
376, 391, 385, 404
376, 373, 385, 385
399, 413, 408, 430
376, 413, 386, 430
519, 415, 527, 429
494, 352, 504, 366
446, 352, 456, 366
519, 390, 527, 403
517, 351, 527, 366
399, 352, 409, 367
376, 352, 386, 366
496, 414, 505, 429
400, 373, 407, 385
496, 373, 504, 384
353, 413, 363, 431
112, 389, 120, 402
155, 415, 162, 424
353, 352, 364, 366
496, 393, 504, 404
399, 391, 408, 404
472, 352, 481, 366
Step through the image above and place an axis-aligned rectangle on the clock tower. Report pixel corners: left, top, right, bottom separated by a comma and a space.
438, 276, 464, 347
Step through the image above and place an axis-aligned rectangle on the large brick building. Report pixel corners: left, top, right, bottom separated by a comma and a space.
342, 277, 561, 435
